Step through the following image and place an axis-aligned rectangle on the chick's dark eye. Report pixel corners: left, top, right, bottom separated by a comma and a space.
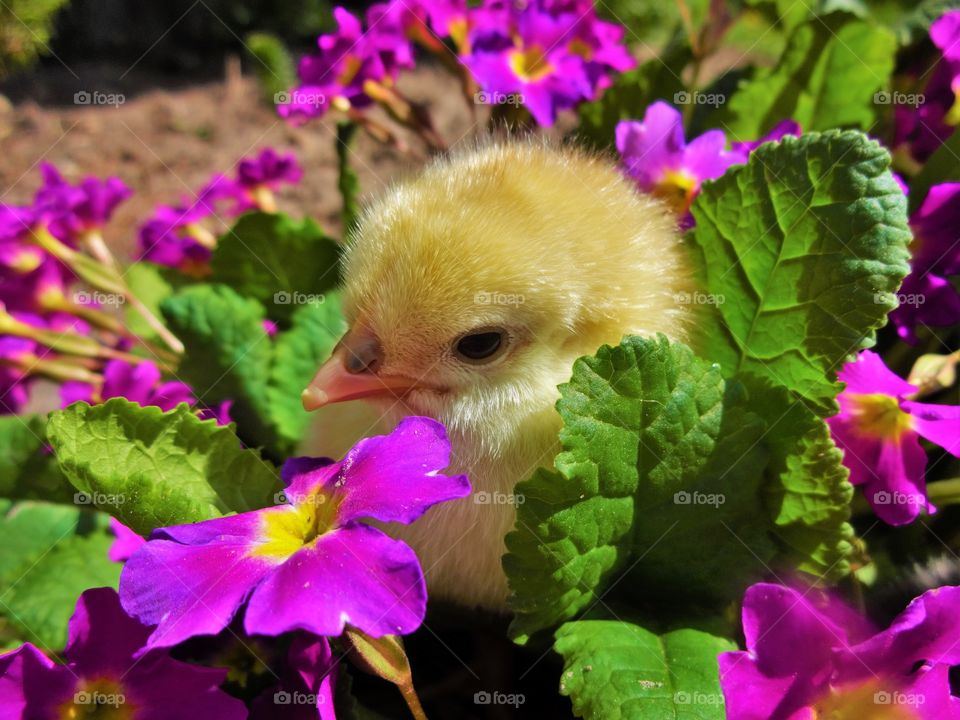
455, 330, 505, 362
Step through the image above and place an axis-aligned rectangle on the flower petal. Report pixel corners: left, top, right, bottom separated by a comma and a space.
901, 400, 960, 456
121, 514, 277, 649
862, 434, 930, 525
837, 351, 916, 397
64, 587, 152, 675
284, 416, 470, 525
125, 655, 246, 720
0, 643, 75, 719
718, 651, 809, 720
245, 525, 426, 638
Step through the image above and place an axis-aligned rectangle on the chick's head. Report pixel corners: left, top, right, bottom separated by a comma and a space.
303, 141, 695, 455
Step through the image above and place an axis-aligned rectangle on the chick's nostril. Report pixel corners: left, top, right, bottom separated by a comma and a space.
343, 337, 383, 374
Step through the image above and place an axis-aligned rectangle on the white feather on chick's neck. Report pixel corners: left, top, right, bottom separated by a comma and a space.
302, 139, 696, 610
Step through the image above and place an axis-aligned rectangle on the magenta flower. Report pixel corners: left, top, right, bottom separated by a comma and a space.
731, 119, 801, 154
719, 582, 960, 719
34, 163, 131, 243
60, 358, 195, 411
0, 587, 245, 720
109, 518, 148, 563
462, 0, 635, 126
826, 351, 960, 526
890, 183, 960, 342
0, 205, 45, 273
279, 7, 414, 122
895, 10, 960, 161
120, 417, 471, 649
237, 148, 303, 192
616, 101, 746, 219
250, 635, 338, 720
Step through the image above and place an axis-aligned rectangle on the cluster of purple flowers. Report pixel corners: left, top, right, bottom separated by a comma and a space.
721, 582, 960, 717
0, 417, 471, 719
137, 148, 302, 272
281, 0, 635, 126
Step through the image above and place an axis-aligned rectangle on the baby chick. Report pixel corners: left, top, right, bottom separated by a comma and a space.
302, 140, 695, 610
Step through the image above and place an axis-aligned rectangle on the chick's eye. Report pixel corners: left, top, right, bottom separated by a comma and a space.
455, 330, 505, 363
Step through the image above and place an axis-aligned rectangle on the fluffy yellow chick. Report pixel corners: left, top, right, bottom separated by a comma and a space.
302, 139, 695, 610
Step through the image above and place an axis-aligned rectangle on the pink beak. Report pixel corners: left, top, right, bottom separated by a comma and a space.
301, 332, 418, 411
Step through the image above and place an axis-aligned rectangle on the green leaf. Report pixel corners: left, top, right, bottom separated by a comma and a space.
738, 375, 855, 579
689, 130, 911, 414
267, 294, 347, 445
577, 55, 688, 149
47, 398, 281, 535
210, 212, 340, 324
0, 415, 72, 503
160, 283, 278, 450
555, 620, 734, 720
123, 261, 179, 342
0, 502, 118, 649
908, 129, 960, 214
722, 14, 896, 140
505, 336, 774, 643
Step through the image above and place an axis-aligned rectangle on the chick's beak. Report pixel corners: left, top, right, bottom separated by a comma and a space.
301, 332, 417, 410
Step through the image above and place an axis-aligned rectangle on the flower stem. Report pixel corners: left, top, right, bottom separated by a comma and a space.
399, 681, 429, 720
926, 478, 960, 508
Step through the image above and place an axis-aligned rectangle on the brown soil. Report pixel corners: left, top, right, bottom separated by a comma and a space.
0, 60, 480, 255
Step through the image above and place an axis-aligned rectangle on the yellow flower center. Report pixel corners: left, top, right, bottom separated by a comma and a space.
508, 46, 554, 82
568, 38, 593, 60
448, 18, 469, 53
846, 393, 914, 441
11, 249, 42, 274
338, 55, 363, 87
653, 169, 699, 215
250, 488, 341, 561
812, 680, 920, 719
59, 677, 133, 720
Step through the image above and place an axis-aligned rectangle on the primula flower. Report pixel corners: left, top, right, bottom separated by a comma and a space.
236, 148, 303, 193
616, 101, 746, 220
0, 587, 245, 719
250, 635, 337, 720
279, 7, 415, 122
895, 10, 960, 162
730, 119, 801, 154
120, 417, 471, 649
462, 0, 635, 126
720, 582, 960, 719
890, 183, 960, 342
826, 351, 960, 525
109, 518, 148, 563
60, 358, 195, 411
34, 163, 131, 243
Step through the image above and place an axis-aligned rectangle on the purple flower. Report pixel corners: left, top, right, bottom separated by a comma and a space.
0, 205, 45, 273
109, 518, 148, 563
119, 417, 471, 649
250, 635, 338, 720
34, 163, 131, 243
730, 119, 802, 154
0, 587, 245, 720
890, 182, 960, 342
616, 101, 746, 220
237, 148, 303, 191
280, 7, 415, 122
462, 0, 635, 126
60, 359, 195, 411
826, 351, 960, 525
198, 398, 235, 427
719, 582, 960, 719
895, 11, 960, 161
